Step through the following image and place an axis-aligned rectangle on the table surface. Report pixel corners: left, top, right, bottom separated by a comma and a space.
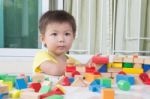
63, 84, 150, 99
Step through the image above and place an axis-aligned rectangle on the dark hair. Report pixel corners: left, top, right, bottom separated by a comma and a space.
39, 10, 76, 36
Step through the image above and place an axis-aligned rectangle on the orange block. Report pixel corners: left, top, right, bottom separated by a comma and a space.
84, 73, 95, 83
101, 88, 114, 99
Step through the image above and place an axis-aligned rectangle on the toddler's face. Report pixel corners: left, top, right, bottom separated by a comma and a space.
42, 22, 75, 55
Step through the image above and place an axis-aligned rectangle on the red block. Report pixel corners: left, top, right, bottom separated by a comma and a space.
92, 55, 109, 64
72, 71, 80, 77
29, 82, 41, 92
118, 71, 126, 75
40, 91, 54, 99
52, 87, 64, 95
61, 76, 71, 86
85, 66, 96, 73
66, 66, 76, 72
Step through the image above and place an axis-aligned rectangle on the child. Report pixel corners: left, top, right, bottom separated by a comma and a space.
33, 10, 80, 76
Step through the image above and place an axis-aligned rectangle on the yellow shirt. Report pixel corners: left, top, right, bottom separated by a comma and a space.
33, 50, 80, 73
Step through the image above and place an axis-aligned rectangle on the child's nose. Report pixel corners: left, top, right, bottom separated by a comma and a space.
58, 36, 65, 42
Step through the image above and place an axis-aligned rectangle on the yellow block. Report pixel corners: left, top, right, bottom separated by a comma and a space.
101, 88, 114, 99
3, 81, 13, 90
123, 68, 143, 74
10, 90, 21, 98
56, 84, 65, 93
107, 63, 112, 68
112, 62, 122, 68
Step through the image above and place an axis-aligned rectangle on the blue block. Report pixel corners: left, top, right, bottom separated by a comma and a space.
90, 79, 101, 86
116, 74, 135, 85
98, 64, 107, 72
89, 85, 101, 93
143, 64, 150, 72
15, 78, 27, 89
27, 76, 32, 82
0, 93, 3, 99
68, 77, 74, 83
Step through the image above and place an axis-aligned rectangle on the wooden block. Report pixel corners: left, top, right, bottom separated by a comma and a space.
134, 63, 142, 68
113, 56, 123, 62
123, 57, 133, 63
71, 78, 88, 87
133, 58, 144, 64
84, 73, 95, 83
20, 91, 42, 99
107, 68, 122, 73
111, 63, 122, 68
144, 59, 150, 64
76, 66, 85, 73
101, 73, 111, 78
107, 63, 112, 68
123, 68, 143, 74
101, 88, 114, 99
0, 85, 8, 93
32, 73, 45, 83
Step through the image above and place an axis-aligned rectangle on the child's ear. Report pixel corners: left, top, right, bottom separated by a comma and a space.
40, 34, 44, 42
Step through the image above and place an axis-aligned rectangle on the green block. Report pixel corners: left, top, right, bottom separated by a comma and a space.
46, 95, 63, 99
0, 74, 8, 80
101, 78, 111, 88
4, 75, 16, 85
39, 85, 51, 94
123, 63, 133, 68
117, 80, 130, 91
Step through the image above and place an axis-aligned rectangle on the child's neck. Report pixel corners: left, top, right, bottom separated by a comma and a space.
48, 51, 66, 59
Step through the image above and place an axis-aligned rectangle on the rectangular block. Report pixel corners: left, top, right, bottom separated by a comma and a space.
107, 68, 122, 73
133, 58, 144, 64
113, 56, 123, 62
144, 59, 150, 64
134, 63, 142, 68
123, 57, 133, 63
123, 68, 143, 74
111, 63, 122, 68
101, 88, 114, 99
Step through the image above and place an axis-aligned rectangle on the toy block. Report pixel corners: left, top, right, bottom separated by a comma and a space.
0, 74, 8, 80
17, 74, 28, 83
123, 57, 133, 63
4, 75, 16, 85
15, 78, 27, 90
32, 73, 45, 83
68, 77, 74, 83
65, 72, 72, 77
133, 58, 144, 64
45, 94, 64, 99
67, 58, 75, 66
0, 93, 3, 99
20, 91, 42, 99
55, 84, 65, 94
89, 85, 101, 93
107, 63, 112, 68
123, 63, 133, 68
61, 76, 71, 86
118, 71, 126, 75
113, 56, 123, 62
146, 70, 150, 77
39, 85, 51, 94
117, 80, 130, 91
66, 66, 76, 72
116, 74, 135, 85
134, 63, 142, 68
3, 81, 13, 91
76, 66, 85, 73
107, 68, 122, 73
71, 77, 88, 87
92, 55, 109, 64
111, 63, 122, 68
85, 66, 96, 73
139, 73, 150, 85
123, 68, 143, 74
52, 87, 64, 95
84, 73, 95, 83
72, 71, 80, 77
143, 64, 150, 72
144, 59, 150, 64
0, 85, 8, 93
10, 90, 21, 98
97, 64, 107, 72
101, 88, 114, 99
101, 73, 111, 78
29, 82, 41, 92
101, 78, 112, 88
94, 72, 101, 79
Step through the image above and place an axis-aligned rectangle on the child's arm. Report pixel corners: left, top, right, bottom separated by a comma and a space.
40, 60, 65, 76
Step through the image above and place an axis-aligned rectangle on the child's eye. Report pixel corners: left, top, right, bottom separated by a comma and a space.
65, 33, 71, 36
51, 33, 57, 36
